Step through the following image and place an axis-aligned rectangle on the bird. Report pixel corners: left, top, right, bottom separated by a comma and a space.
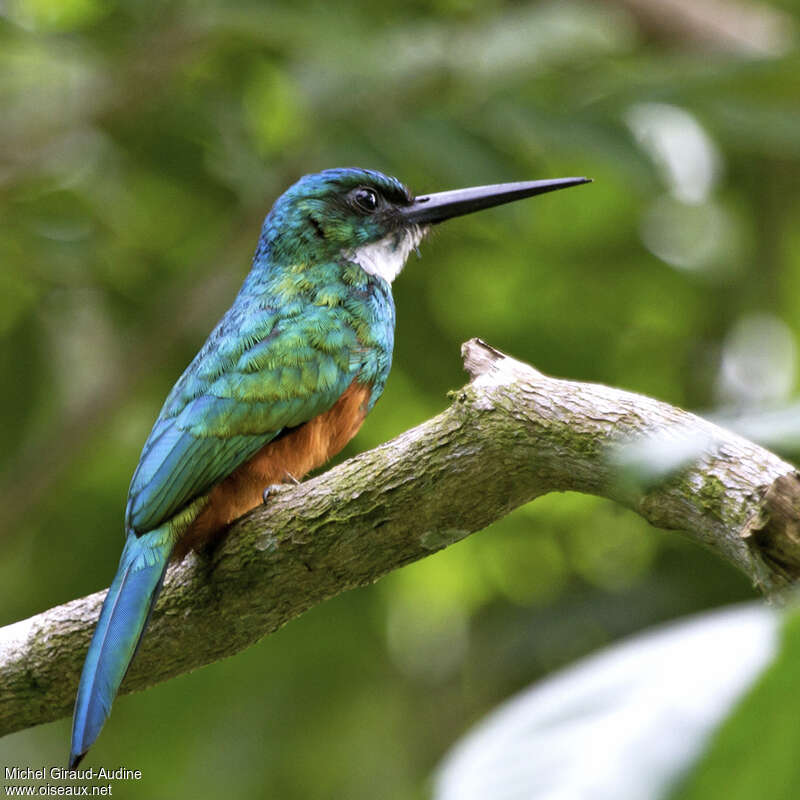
68, 167, 590, 767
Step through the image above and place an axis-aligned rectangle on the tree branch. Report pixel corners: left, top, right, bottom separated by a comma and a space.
2, 338, 799, 738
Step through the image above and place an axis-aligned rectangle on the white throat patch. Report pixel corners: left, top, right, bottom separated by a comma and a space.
343, 226, 425, 284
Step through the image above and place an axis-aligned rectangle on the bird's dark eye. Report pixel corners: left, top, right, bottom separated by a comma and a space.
353, 188, 379, 213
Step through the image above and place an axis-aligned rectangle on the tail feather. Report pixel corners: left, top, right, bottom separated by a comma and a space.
69, 531, 172, 768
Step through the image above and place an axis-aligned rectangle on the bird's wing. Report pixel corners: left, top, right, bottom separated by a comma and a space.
125, 301, 361, 534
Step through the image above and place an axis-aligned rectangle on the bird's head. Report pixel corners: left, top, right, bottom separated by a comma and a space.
261, 167, 590, 284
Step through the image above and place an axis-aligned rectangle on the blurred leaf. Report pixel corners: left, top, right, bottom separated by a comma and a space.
436, 604, 779, 800
6, 0, 113, 32
670, 607, 800, 799
242, 59, 309, 156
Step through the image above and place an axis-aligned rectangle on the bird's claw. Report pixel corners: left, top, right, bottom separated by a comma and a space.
262, 472, 300, 504
262, 485, 279, 504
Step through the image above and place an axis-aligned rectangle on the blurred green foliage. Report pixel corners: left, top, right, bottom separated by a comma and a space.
1, 0, 798, 796
672, 608, 800, 800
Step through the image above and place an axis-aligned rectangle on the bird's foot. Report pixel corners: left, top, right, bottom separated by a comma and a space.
262, 472, 301, 504
262, 486, 276, 504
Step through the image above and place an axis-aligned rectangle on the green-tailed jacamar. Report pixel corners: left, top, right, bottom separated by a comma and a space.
69, 168, 590, 766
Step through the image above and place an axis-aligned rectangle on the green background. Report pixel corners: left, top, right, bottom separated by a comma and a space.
1, 0, 799, 797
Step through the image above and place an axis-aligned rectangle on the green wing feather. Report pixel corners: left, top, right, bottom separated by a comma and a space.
125, 299, 361, 534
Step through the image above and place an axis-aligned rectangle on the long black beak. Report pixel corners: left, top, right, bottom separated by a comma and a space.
401, 177, 591, 225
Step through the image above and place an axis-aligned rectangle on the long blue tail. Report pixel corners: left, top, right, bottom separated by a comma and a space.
69, 530, 173, 768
